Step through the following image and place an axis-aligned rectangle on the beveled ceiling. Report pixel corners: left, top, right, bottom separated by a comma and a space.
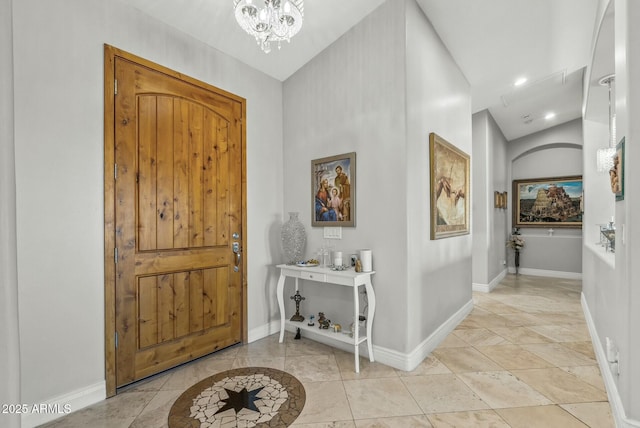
118, 0, 599, 141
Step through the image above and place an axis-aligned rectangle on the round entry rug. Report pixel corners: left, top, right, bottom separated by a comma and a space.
168, 367, 306, 428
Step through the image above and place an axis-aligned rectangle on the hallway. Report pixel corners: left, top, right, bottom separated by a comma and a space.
42, 274, 613, 427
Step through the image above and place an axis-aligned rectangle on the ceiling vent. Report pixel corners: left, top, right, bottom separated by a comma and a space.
501, 70, 567, 107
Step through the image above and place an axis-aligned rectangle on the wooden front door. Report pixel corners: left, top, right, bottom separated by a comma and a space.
105, 47, 246, 390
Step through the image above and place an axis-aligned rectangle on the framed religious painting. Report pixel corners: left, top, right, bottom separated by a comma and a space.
512, 175, 583, 228
311, 152, 356, 227
429, 133, 470, 239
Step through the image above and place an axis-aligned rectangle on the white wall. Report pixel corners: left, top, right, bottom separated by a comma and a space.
582, 0, 640, 424
12, 0, 284, 419
614, 0, 640, 420
0, 0, 21, 427
472, 110, 509, 289
507, 119, 584, 275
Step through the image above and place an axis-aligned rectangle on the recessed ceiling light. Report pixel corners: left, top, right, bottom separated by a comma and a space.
545, 112, 556, 120
514, 77, 528, 86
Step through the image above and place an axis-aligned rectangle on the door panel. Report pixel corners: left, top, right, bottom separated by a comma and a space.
113, 57, 243, 387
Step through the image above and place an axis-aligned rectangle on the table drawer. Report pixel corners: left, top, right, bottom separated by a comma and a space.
300, 271, 326, 282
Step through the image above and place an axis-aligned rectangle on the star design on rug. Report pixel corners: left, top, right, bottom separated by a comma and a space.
215, 386, 265, 415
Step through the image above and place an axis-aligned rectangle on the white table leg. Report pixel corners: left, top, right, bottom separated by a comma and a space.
353, 282, 360, 373
365, 278, 375, 362
277, 272, 286, 343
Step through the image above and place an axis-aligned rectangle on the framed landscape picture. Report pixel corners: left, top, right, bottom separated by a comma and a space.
311, 152, 356, 227
512, 176, 583, 228
429, 133, 470, 239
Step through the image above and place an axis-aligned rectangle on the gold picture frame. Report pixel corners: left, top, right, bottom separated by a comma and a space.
429, 133, 470, 239
311, 152, 356, 227
512, 175, 583, 228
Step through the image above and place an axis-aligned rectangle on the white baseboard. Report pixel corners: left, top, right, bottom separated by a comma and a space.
248, 319, 281, 343
507, 267, 582, 280
581, 293, 640, 428
21, 381, 105, 428
473, 269, 507, 293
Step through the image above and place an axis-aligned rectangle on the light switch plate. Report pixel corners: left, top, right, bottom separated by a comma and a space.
323, 227, 342, 239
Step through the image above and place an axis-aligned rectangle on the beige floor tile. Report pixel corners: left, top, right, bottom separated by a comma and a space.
398, 355, 452, 377
401, 374, 490, 414
231, 355, 286, 370
354, 415, 434, 427
495, 313, 546, 327
522, 343, 596, 367
432, 347, 504, 373
235, 334, 287, 358
334, 351, 398, 380
130, 389, 183, 428
436, 334, 469, 348
527, 324, 592, 342
563, 341, 597, 359
453, 328, 511, 346
427, 410, 510, 428
161, 357, 234, 390
560, 365, 607, 391
286, 335, 337, 357
561, 402, 615, 428
496, 405, 589, 427
476, 344, 554, 369
295, 381, 353, 424
473, 297, 522, 315
457, 371, 551, 409
40, 391, 154, 427
456, 313, 512, 329
511, 368, 608, 404
487, 326, 551, 344
285, 354, 342, 382
343, 378, 422, 420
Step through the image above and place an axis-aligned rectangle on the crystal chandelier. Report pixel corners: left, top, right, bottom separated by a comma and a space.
233, 0, 304, 53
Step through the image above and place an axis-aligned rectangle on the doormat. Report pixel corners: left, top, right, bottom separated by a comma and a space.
168, 367, 306, 428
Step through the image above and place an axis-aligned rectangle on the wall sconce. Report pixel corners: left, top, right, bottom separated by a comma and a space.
495, 191, 508, 209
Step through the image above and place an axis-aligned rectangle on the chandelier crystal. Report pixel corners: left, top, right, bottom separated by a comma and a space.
233, 0, 304, 53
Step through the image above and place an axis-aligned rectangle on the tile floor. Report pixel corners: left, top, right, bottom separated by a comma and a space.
41, 274, 614, 427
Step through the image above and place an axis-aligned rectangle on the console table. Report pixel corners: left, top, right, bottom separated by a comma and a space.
276, 264, 376, 373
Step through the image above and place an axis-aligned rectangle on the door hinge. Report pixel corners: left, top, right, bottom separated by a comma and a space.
115, 331, 118, 348
114, 247, 118, 264
114, 79, 118, 95
114, 164, 118, 180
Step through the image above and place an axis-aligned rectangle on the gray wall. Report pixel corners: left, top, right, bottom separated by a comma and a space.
11, 0, 284, 421
472, 110, 509, 288
283, 0, 473, 361
0, 0, 20, 427
405, 0, 472, 355
507, 119, 584, 275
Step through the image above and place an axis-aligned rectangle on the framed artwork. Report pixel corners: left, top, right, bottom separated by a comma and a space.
512, 175, 583, 228
311, 152, 356, 227
611, 137, 625, 201
429, 133, 470, 239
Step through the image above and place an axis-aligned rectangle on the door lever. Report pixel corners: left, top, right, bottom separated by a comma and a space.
233, 242, 241, 272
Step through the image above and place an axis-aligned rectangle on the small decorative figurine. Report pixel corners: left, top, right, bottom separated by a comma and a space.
290, 290, 305, 322
317, 312, 331, 329
294, 328, 301, 340
307, 314, 315, 326
355, 259, 362, 272
333, 323, 342, 333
